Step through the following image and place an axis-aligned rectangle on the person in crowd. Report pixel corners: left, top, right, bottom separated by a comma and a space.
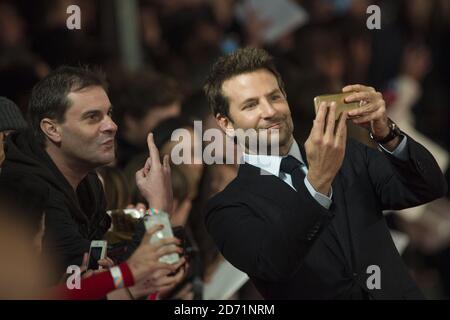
0, 96, 27, 168
1, 66, 178, 283
0, 175, 186, 300
97, 165, 131, 211
203, 47, 447, 299
111, 71, 182, 168
0, 175, 50, 299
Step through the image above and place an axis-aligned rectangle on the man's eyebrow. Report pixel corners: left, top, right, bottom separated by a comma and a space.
80, 109, 102, 118
240, 97, 259, 107
80, 105, 113, 118
238, 89, 282, 108
266, 88, 282, 96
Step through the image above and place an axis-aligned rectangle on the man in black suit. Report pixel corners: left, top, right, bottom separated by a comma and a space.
203, 48, 447, 299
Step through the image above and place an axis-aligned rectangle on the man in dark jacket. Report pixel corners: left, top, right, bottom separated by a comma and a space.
203, 48, 448, 299
1, 66, 117, 277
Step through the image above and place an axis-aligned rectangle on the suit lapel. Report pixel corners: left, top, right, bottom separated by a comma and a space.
237, 163, 351, 266
237, 163, 304, 212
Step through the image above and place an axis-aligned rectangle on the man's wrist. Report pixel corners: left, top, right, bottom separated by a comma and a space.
306, 172, 332, 196
370, 118, 401, 145
144, 200, 168, 213
126, 287, 136, 300
380, 135, 402, 152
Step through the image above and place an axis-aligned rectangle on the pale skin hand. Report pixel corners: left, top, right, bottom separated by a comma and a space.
129, 262, 186, 299
127, 224, 184, 284
108, 260, 186, 300
343, 84, 401, 151
304, 102, 348, 195
77, 253, 113, 279
158, 280, 194, 300
136, 133, 173, 213
98, 257, 115, 269
106, 224, 186, 300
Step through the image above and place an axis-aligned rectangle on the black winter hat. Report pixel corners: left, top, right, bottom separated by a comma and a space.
0, 96, 27, 132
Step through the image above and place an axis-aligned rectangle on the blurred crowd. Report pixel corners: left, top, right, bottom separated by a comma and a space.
1, 0, 450, 299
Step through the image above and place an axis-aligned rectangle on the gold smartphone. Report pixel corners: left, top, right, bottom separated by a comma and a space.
313, 92, 360, 120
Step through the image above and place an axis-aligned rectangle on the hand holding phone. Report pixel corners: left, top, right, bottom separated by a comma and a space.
143, 211, 180, 265
314, 92, 360, 120
88, 240, 107, 270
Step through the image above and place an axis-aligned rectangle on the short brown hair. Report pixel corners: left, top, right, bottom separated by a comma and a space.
28, 65, 107, 145
203, 47, 286, 119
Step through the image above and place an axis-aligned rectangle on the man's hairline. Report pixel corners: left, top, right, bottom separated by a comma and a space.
215, 67, 284, 123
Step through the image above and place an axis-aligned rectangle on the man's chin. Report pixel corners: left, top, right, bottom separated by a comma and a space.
96, 152, 116, 166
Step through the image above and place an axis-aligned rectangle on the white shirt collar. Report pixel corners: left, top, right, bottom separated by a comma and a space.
242, 140, 304, 176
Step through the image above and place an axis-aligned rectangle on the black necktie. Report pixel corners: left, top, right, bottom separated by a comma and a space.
280, 155, 305, 191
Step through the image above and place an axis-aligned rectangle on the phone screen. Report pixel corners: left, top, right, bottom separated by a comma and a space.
88, 246, 103, 270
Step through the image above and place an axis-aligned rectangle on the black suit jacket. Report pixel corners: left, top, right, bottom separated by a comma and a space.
205, 136, 447, 299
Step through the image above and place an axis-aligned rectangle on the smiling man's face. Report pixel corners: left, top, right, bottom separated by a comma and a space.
55, 85, 118, 168
217, 69, 294, 155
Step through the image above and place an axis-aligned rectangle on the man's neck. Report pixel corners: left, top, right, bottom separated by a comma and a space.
279, 137, 294, 156
244, 136, 294, 157
45, 144, 90, 191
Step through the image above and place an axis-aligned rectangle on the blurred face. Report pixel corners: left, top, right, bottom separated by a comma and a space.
218, 69, 294, 155
55, 86, 117, 168
141, 102, 181, 138
0, 131, 13, 167
0, 132, 5, 166
125, 102, 181, 147
0, 215, 49, 299
162, 127, 204, 199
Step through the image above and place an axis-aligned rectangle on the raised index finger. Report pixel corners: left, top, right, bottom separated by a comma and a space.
147, 132, 161, 167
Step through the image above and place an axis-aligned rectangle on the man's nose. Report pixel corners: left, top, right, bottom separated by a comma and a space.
260, 99, 277, 118
101, 117, 118, 134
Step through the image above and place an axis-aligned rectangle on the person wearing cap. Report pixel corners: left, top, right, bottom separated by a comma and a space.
0, 96, 27, 167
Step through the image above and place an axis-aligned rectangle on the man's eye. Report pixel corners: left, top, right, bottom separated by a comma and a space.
244, 102, 257, 110
271, 95, 282, 101
88, 114, 101, 121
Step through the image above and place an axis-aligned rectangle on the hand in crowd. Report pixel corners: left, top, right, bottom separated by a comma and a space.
305, 102, 347, 195
159, 281, 194, 300
126, 203, 147, 212
127, 262, 186, 299
126, 224, 185, 289
78, 252, 114, 279
136, 132, 174, 213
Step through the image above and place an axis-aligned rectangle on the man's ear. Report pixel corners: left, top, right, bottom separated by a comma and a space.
40, 118, 61, 143
216, 113, 235, 138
